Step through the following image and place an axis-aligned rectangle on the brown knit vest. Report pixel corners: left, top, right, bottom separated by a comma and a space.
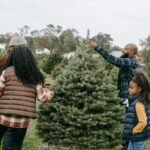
0, 67, 37, 118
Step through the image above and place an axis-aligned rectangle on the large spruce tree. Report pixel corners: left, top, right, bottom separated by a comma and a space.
37, 44, 124, 150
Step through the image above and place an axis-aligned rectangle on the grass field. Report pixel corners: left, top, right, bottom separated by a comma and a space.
22, 119, 150, 150
0, 117, 150, 150
144, 140, 150, 150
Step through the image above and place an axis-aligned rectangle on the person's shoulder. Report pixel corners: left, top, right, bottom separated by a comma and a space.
5, 66, 15, 76
5, 66, 14, 71
131, 55, 137, 60
136, 101, 144, 106
135, 102, 145, 110
129, 56, 140, 65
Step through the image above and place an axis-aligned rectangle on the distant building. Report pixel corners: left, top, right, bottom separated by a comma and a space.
35, 48, 50, 55
63, 52, 75, 59
0, 44, 6, 52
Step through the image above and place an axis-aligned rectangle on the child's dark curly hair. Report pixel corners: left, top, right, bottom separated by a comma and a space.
132, 69, 150, 103
2, 45, 44, 85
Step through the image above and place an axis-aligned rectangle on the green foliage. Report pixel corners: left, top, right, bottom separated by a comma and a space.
141, 50, 150, 76
0, 51, 4, 57
59, 29, 78, 53
22, 120, 42, 150
26, 36, 35, 51
140, 36, 150, 76
37, 44, 124, 150
43, 53, 63, 74
0, 35, 5, 43
111, 45, 121, 52
35, 54, 48, 69
51, 58, 69, 79
93, 33, 113, 51
34, 36, 50, 50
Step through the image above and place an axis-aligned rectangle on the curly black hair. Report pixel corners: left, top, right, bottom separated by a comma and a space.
2, 45, 44, 85
132, 69, 150, 103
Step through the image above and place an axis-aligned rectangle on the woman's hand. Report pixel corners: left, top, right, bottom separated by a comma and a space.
47, 90, 55, 101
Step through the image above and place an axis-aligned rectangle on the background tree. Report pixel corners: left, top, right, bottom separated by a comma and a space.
4, 32, 13, 43
111, 45, 121, 52
35, 54, 48, 69
34, 36, 50, 50
40, 24, 63, 52
59, 29, 78, 53
30, 30, 40, 37
43, 24, 62, 36
140, 36, 150, 76
25, 36, 35, 51
51, 58, 68, 79
18, 25, 30, 36
0, 34, 5, 43
43, 53, 63, 74
92, 33, 115, 74
93, 32, 113, 51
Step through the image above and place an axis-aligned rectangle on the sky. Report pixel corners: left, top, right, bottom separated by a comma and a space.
0, 0, 150, 48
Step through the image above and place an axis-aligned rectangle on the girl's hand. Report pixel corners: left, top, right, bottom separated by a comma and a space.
43, 83, 50, 88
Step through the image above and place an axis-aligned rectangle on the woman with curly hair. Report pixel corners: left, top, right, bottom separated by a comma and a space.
0, 45, 54, 150
0, 33, 28, 150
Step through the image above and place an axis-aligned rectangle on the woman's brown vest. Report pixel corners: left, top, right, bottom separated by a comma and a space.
0, 67, 37, 118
